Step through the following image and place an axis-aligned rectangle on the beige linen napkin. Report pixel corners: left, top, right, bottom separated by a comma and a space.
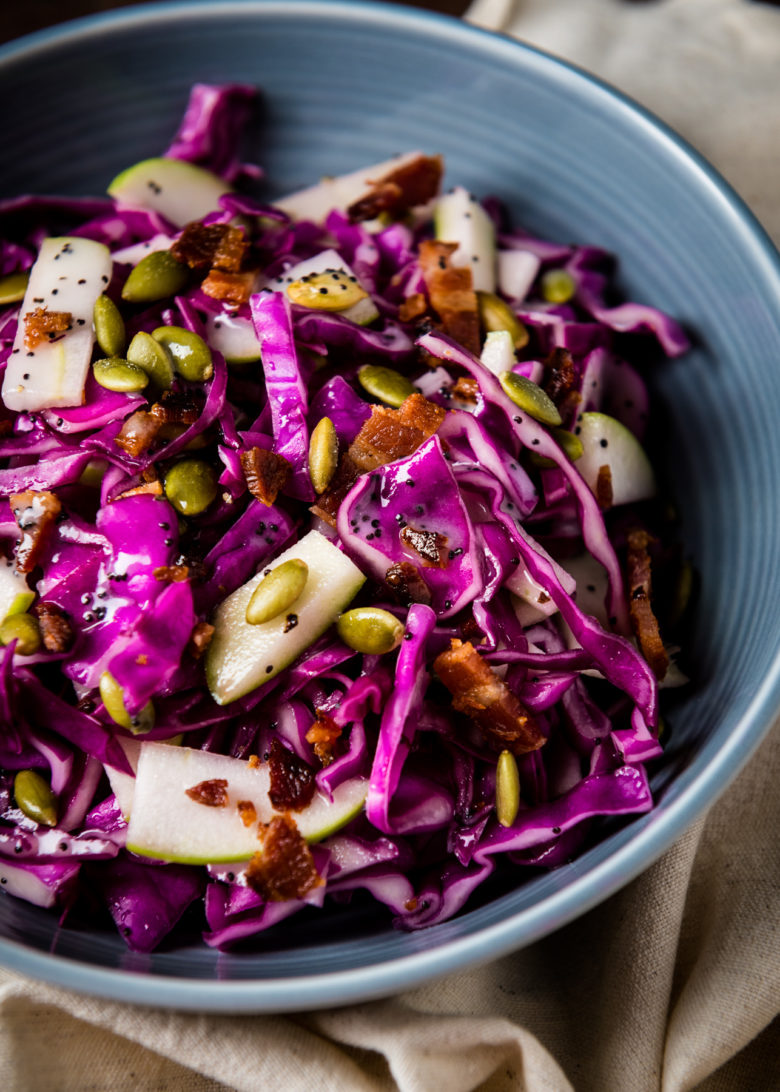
1, 3, 778, 1089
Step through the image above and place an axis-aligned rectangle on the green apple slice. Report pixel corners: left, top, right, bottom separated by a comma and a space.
126, 741, 367, 864
274, 151, 423, 224
0, 559, 34, 624
2, 236, 112, 413
576, 412, 656, 507
434, 185, 496, 293
204, 311, 262, 364
206, 529, 366, 705
108, 157, 231, 228
480, 329, 515, 377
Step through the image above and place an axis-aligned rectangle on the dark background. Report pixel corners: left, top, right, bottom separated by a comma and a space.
0, 0, 470, 46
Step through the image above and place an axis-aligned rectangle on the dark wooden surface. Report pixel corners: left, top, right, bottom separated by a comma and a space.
0, 0, 471, 46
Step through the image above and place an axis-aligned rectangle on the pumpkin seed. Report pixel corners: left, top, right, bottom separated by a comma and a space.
477, 290, 529, 349
0, 612, 41, 655
529, 427, 584, 467
336, 607, 404, 655
92, 357, 149, 393
245, 558, 309, 625
286, 269, 368, 311
499, 371, 562, 427
0, 270, 30, 305
14, 769, 58, 827
121, 250, 189, 303
152, 325, 213, 383
495, 749, 520, 827
126, 330, 175, 389
308, 416, 339, 494
93, 294, 126, 357
99, 670, 155, 734
540, 268, 576, 304
164, 458, 218, 516
358, 364, 416, 409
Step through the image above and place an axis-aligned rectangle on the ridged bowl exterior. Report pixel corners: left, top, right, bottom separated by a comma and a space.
0, 0, 778, 1011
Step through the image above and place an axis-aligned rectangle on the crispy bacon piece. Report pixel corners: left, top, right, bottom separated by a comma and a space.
23, 307, 72, 350
398, 293, 428, 322
400, 525, 448, 568
246, 814, 323, 901
312, 394, 446, 525
115, 410, 164, 457
187, 620, 215, 660
171, 222, 247, 273
237, 800, 257, 828
418, 240, 481, 356
347, 154, 443, 223
626, 529, 669, 680
10, 491, 61, 574
451, 376, 479, 404
542, 347, 576, 405
434, 638, 546, 754
268, 737, 316, 812
305, 711, 343, 768
385, 560, 432, 606
596, 465, 613, 510
150, 393, 202, 427
33, 601, 74, 653
115, 479, 164, 501
153, 564, 190, 583
185, 778, 228, 807
240, 447, 290, 506
201, 269, 256, 304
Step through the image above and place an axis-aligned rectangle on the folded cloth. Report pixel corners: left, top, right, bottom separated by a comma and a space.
0, 3, 778, 1090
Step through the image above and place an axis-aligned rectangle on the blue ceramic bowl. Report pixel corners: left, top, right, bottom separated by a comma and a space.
0, 0, 778, 1012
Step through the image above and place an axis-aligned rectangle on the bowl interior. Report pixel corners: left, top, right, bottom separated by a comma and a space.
0, 0, 779, 1011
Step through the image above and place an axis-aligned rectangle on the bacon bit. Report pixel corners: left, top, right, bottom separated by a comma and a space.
114, 479, 164, 501
149, 394, 202, 427
268, 737, 317, 812
171, 222, 247, 273
185, 778, 228, 807
246, 814, 323, 901
626, 529, 669, 680
115, 410, 164, 457
23, 307, 72, 350
153, 564, 190, 583
240, 447, 291, 506
305, 711, 343, 767
385, 560, 432, 606
400, 525, 448, 568
459, 610, 485, 645
347, 154, 443, 223
32, 600, 74, 653
418, 240, 481, 356
237, 800, 257, 828
10, 491, 61, 574
248, 754, 260, 769
434, 638, 546, 754
404, 897, 419, 912
201, 268, 257, 304
596, 464, 613, 510
313, 395, 446, 525
451, 376, 479, 404
542, 347, 576, 404
399, 293, 428, 322
187, 620, 215, 660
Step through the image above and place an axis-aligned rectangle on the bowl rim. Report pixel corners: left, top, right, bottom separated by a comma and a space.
0, 0, 779, 1013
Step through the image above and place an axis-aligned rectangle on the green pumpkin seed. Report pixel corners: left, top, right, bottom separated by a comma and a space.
99, 670, 155, 734
0, 270, 30, 305
529, 427, 584, 467
495, 749, 520, 827
499, 371, 562, 427
0, 613, 41, 655
14, 769, 58, 827
126, 330, 175, 389
336, 607, 404, 655
92, 357, 149, 393
540, 268, 576, 304
152, 325, 213, 383
78, 458, 109, 488
246, 559, 309, 625
477, 291, 529, 349
308, 417, 339, 494
121, 250, 189, 304
93, 294, 126, 357
358, 364, 416, 409
287, 269, 368, 311
163, 458, 218, 516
